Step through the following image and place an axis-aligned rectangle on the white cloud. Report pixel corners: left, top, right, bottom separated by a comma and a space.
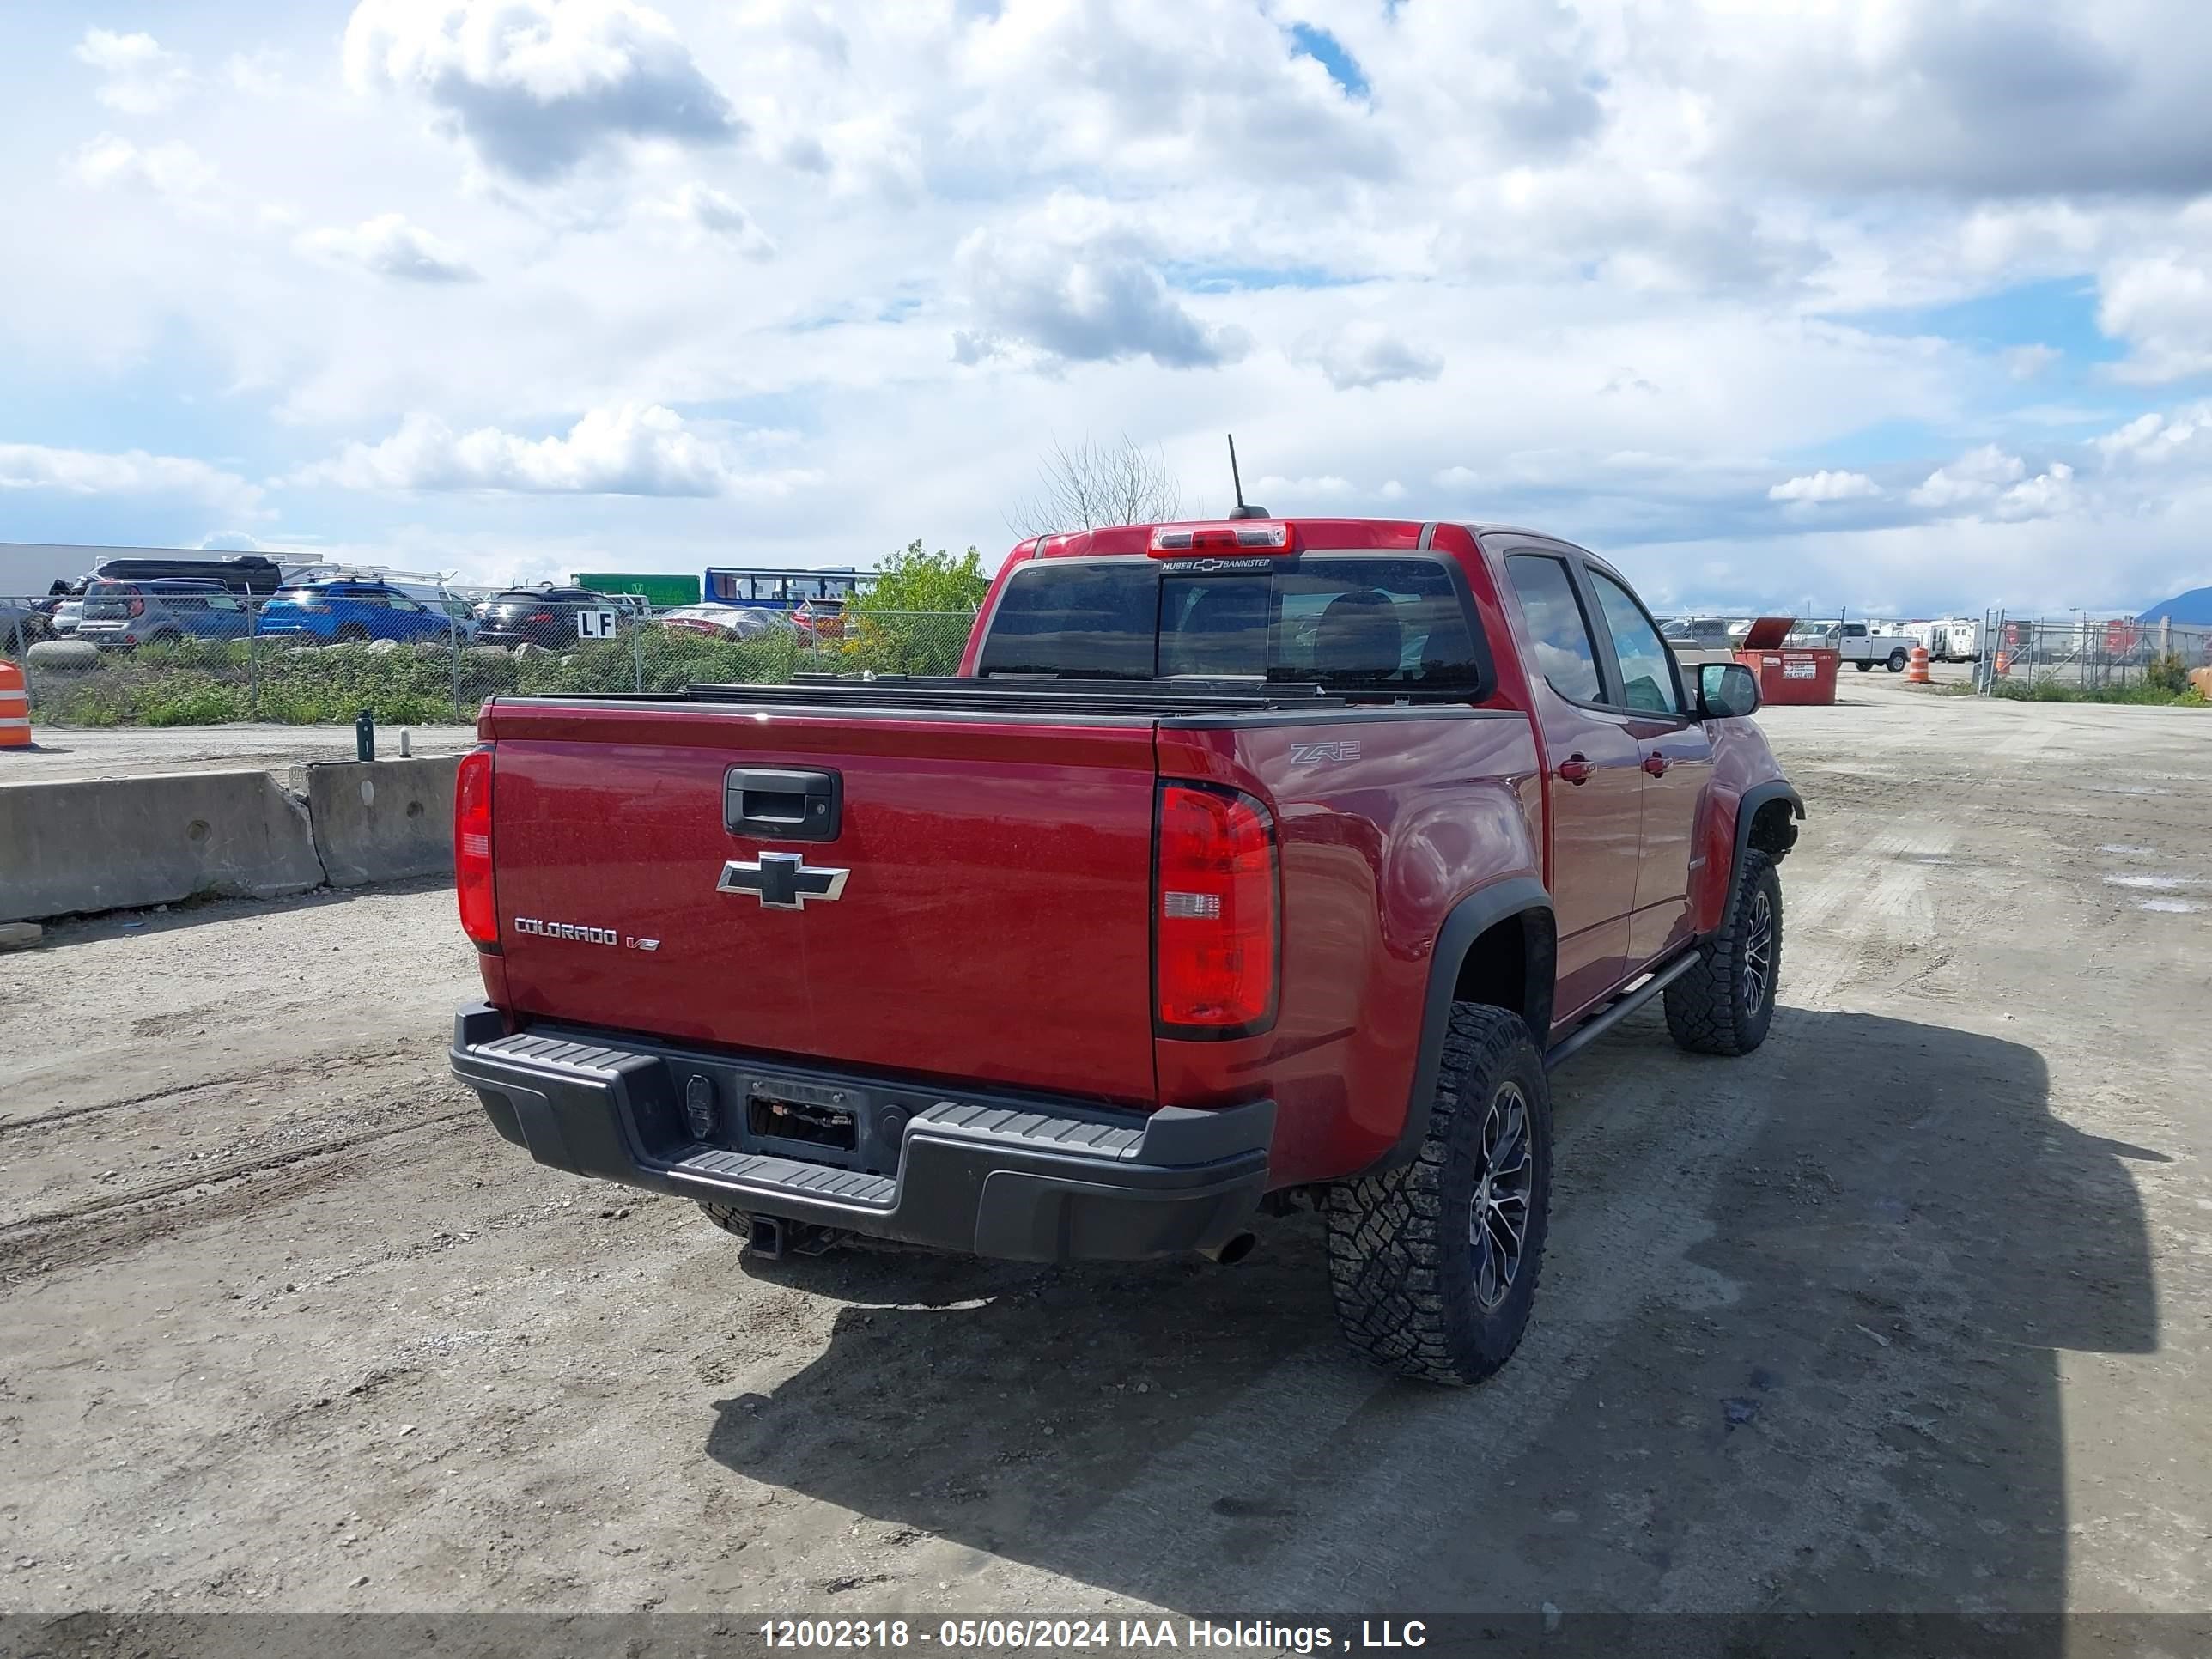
298, 214, 479, 282
1911, 445, 2075, 520
343, 0, 741, 183
296, 404, 816, 496
68, 134, 218, 204
73, 28, 192, 115
1911, 445, 2027, 509
0, 442, 260, 514
1768, 470, 1881, 504
2093, 405, 2211, 467
955, 222, 1249, 370
1300, 322, 1443, 391
226, 48, 287, 95
2002, 343, 2062, 380
2099, 255, 2212, 383
640, 184, 775, 256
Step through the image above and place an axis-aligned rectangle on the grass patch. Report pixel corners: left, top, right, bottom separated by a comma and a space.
19, 615, 973, 728
1988, 678, 2209, 707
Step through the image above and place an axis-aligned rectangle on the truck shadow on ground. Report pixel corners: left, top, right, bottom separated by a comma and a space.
703, 1008, 2159, 1625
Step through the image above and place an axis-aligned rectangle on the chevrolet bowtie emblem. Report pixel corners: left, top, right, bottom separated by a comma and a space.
717, 851, 849, 910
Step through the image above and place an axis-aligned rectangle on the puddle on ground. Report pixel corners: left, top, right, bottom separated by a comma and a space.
2098, 844, 2157, 856
2102, 874, 2208, 890
2141, 899, 2204, 915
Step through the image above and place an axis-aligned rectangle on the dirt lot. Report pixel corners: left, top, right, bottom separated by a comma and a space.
3, 673, 2207, 1621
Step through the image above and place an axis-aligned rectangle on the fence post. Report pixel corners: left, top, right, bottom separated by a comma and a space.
631, 609, 646, 693
247, 593, 260, 720
448, 589, 464, 722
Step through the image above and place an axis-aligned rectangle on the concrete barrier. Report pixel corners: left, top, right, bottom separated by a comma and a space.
307, 755, 459, 887
1, 769, 325, 922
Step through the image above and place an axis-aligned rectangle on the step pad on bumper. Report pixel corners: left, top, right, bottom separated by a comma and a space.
450, 1005, 1273, 1263
679, 1149, 896, 1207
915, 1102, 1146, 1159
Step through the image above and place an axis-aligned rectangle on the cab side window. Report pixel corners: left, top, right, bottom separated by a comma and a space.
1589, 571, 1684, 717
1504, 554, 1604, 704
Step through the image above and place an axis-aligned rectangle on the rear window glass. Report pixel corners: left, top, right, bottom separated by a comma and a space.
976, 556, 1488, 692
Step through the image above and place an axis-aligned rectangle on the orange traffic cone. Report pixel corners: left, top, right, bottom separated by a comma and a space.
1993, 651, 2010, 676
1906, 644, 1931, 684
0, 661, 31, 750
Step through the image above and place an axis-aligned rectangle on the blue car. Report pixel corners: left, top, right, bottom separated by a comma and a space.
254, 580, 463, 645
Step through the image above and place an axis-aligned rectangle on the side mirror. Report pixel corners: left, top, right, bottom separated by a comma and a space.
1697, 661, 1761, 720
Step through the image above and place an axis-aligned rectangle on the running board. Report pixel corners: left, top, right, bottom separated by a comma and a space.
1545, 951, 1700, 1071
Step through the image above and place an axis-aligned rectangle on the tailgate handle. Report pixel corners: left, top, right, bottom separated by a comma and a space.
726, 767, 841, 842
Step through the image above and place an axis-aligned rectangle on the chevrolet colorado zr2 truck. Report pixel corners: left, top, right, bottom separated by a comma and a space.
448, 517, 1803, 1386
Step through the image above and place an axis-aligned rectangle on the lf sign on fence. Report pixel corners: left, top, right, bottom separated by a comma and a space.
575, 608, 620, 641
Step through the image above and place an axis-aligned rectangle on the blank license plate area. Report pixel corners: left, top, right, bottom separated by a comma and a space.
747, 1085, 858, 1152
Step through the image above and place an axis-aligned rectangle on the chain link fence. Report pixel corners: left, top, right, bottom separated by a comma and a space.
1972, 611, 2212, 696
0, 590, 977, 729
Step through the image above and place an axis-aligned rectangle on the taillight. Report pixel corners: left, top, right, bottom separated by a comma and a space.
1155, 783, 1278, 1035
454, 745, 499, 951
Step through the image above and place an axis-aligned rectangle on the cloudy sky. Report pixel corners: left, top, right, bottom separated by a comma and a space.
4, 0, 2211, 615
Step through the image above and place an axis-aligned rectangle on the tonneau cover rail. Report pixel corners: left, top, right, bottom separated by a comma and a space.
666, 675, 1352, 717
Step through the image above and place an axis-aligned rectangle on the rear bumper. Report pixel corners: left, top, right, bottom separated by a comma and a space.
449, 1005, 1273, 1263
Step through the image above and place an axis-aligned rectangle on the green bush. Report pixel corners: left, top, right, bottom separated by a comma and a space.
2144, 650, 2191, 696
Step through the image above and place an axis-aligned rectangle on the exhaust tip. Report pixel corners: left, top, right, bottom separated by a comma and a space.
1201, 1231, 1258, 1266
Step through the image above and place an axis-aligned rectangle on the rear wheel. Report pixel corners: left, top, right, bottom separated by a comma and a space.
335, 623, 369, 644
1325, 1004, 1552, 1386
1665, 848, 1782, 1056
698, 1199, 753, 1239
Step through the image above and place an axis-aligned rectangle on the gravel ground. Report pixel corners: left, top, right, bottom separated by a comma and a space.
2, 672, 2207, 1624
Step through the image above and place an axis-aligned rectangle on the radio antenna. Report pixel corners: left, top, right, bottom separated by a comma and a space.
1226, 434, 1269, 519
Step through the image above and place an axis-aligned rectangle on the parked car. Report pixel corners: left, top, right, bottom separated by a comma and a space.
658, 604, 790, 641
90, 554, 286, 596
792, 596, 848, 640
1, 598, 42, 655
1661, 617, 1735, 650
75, 579, 256, 649
254, 580, 463, 645
47, 596, 86, 638
448, 514, 1803, 1387
474, 588, 627, 650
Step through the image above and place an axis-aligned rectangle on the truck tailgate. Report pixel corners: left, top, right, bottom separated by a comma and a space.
480, 698, 1161, 1105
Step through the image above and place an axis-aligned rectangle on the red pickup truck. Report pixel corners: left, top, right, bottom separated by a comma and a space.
449, 517, 1802, 1385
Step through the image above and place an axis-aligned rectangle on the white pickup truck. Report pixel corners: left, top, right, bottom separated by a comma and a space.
1791, 621, 1914, 673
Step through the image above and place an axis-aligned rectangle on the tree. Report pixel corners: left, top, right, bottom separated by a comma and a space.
854, 541, 991, 615
1010, 434, 1184, 538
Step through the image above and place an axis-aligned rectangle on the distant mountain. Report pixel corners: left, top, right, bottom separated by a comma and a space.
2136, 586, 2212, 625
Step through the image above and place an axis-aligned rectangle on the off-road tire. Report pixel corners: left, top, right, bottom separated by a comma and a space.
1854, 659, 1874, 672
1665, 848, 1782, 1056
1325, 1004, 1553, 1387
698, 1199, 754, 1238
335, 623, 370, 644
1886, 648, 1908, 672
